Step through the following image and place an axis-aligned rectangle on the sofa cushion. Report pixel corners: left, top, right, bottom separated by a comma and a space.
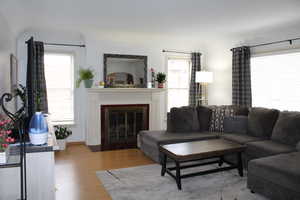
169, 107, 199, 132
221, 133, 263, 145
247, 107, 279, 139
140, 130, 219, 146
271, 111, 300, 146
223, 116, 248, 134
248, 152, 300, 193
197, 106, 212, 131
246, 140, 295, 159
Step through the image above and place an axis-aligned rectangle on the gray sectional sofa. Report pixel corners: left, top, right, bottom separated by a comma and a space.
138, 105, 300, 200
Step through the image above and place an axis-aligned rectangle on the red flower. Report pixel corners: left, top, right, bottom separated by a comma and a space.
1, 144, 8, 148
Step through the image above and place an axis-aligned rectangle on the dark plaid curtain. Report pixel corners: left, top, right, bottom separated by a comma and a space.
189, 52, 202, 106
26, 37, 48, 118
232, 46, 252, 107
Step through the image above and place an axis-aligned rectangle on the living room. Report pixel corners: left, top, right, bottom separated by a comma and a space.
0, 0, 300, 200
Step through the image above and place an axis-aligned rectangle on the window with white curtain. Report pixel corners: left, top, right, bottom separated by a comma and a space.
251, 51, 300, 111
167, 57, 191, 111
44, 52, 75, 124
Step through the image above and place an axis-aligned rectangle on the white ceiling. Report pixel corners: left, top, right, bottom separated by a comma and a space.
1, 0, 300, 44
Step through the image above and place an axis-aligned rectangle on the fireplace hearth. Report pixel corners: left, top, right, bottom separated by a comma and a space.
101, 104, 149, 151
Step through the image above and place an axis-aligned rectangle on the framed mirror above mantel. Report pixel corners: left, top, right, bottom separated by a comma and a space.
103, 54, 147, 88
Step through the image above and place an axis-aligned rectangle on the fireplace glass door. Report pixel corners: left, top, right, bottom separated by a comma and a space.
101, 104, 149, 150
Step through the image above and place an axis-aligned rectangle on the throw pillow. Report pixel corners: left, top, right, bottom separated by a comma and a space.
166, 112, 172, 132
247, 107, 279, 139
224, 115, 248, 134
197, 106, 212, 131
231, 105, 249, 116
209, 106, 235, 132
271, 111, 300, 146
169, 107, 200, 133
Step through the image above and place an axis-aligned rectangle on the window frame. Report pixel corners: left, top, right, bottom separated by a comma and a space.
44, 50, 76, 125
165, 54, 192, 113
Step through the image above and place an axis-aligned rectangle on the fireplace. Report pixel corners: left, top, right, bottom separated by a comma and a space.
101, 104, 149, 151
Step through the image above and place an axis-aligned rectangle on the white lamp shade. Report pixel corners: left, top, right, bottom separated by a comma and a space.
196, 71, 213, 83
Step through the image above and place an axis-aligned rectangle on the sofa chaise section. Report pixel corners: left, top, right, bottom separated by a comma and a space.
139, 130, 218, 162
247, 111, 300, 200
248, 152, 300, 200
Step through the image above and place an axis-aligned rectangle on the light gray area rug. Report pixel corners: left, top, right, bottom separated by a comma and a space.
96, 164, 268, 200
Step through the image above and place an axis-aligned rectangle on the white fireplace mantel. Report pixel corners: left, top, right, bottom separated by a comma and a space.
86, 88, 166, 146
87, 88, 166, 94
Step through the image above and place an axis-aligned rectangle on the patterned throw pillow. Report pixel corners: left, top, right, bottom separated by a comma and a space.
209, 106, 235, 132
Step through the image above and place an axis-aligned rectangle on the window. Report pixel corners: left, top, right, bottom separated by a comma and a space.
251, 51, 300, 111
44, 53, 75, 124
167, 58, 191, 111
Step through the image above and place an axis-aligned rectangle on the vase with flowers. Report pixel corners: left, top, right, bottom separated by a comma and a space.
0, 118, 14, 164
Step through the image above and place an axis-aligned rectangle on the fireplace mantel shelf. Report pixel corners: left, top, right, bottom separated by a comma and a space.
87, 88, 166, 94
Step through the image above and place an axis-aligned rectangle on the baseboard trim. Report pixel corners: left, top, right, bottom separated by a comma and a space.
88, 145, 102, 152
67, 141, 85, 146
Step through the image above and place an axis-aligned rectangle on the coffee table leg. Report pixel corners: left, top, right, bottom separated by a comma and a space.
175, 161, 182, 190
218, 156, 224, 166
161, 153, 167, 176
237, 152, 243, 177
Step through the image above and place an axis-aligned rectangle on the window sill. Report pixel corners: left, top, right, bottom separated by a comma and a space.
50, 121, 76, 126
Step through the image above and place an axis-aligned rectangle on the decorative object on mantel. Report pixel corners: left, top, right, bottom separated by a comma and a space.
103, 54, 148, 88
156, 72, 166, 88
195, 71, 213, 105
151, 68, 156, 88
96, 81, 105, 88
54, 125, 72, 150
0, 118, 14, 163
76, 68, 95, 88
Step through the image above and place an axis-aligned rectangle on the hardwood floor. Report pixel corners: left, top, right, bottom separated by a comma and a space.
55, 144, 154, 200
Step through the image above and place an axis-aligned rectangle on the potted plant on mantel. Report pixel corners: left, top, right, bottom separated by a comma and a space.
54, 125, 72, 151
0, 118, 15, 164
76, 68, 94, 88
156, 72, 166, 88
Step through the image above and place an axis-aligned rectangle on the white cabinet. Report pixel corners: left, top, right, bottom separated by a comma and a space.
0, 151, 55, 200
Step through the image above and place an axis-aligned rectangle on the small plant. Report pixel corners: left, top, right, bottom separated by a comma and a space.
156, 72, 166, 83
0, 118, 14, 152
54, 125, 72, 140
76, 68, 94, 88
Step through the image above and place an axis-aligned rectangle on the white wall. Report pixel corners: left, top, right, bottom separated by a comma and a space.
0, 13, 15, 100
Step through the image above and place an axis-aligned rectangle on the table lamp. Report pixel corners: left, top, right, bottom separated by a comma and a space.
195, 71, 213, 105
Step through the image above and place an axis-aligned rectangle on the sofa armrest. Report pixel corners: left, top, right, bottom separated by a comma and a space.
224, 115, 248, 134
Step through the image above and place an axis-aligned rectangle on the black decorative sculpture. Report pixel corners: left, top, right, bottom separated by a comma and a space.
0, 84, 27, 200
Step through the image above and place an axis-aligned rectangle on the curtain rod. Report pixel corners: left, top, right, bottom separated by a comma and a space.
25, 40, 85, 48
231, 37, 300, 51
162, 49, 201, 55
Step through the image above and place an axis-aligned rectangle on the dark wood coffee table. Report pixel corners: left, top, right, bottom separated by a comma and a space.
159, 139, 246, 190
